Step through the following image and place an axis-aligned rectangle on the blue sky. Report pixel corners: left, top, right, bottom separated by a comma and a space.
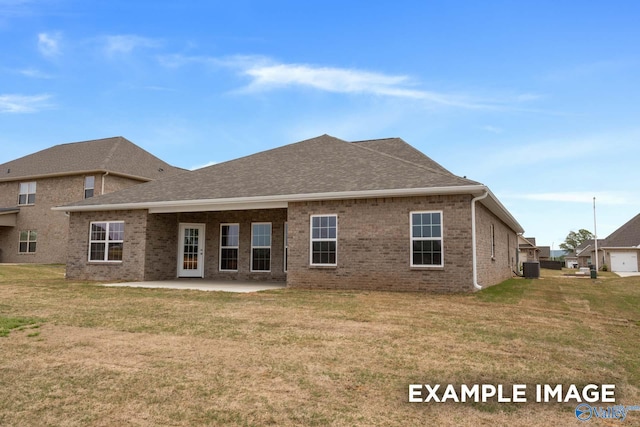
1, 0, 639, 248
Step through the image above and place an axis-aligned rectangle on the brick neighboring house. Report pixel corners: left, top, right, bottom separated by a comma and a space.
0, 137, 183, 263
57, 135, 524, 292
578, 213, 640, 273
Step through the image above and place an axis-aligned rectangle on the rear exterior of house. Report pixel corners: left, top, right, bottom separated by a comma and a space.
60, 135, 523, 292
0, 137, 183, 264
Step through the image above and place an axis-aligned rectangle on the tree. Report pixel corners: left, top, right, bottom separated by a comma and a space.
559, 229, 594, 253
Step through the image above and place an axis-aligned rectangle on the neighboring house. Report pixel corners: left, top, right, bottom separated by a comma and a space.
578, 213, 640, 273
56, 135, 524, 292
0, 137, 183, 263
538, 246, 551, 260
576, 239, 605, 269
518, 236, 539, 265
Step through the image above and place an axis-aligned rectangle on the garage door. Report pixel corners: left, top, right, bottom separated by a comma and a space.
610, 252, 638, 272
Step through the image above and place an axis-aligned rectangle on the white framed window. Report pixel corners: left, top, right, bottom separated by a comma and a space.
18, 182, 36, 205
310, 214, 337, 266
284, 222, 288, 273
410, 211, 443, 267
251, 223, 271, 272
84, 176, 95, 199
89, 221, 124, 262
19, 230, 37, 253
220, 223, 239, 271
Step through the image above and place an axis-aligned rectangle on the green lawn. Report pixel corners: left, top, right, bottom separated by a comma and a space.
0, 265, 638, 426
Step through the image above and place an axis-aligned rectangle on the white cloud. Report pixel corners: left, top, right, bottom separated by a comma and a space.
159, 54, 539, 110
190, 160, 218, 170
19, 67, 53, 79
0, 93, 52, 113
482, 125, 503, 134
103, 35, 161, 56
37, 32, 61, 57
504, 191, 637, 206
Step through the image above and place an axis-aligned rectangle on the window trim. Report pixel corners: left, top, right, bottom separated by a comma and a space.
309, 214, 338, 267
219, 223, 239, 272
490, 224, 496, 259
88, 221, 124, 263
250, 222, 272, 272
18, 230, 37, 254
410, 210, 444, 268
18, 181, 36, 206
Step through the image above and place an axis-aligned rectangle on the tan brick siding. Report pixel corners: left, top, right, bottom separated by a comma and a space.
474, 202, 518, 288
0, 174, 146, 264
287, 195, 517, 292
66, 210, 148, 281
67, 209, 288, 282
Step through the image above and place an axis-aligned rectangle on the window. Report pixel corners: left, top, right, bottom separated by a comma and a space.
310, 214, 337, 266
411, 211, 443, 267
18, 182, 36, 205
284, 222, 288, 272
19, 230, 37, 253
251, 223, 271, 272
84, 176, 95, 199
490, 224, 496, 259
220, 224, 239, 271
89, 221, 124, 262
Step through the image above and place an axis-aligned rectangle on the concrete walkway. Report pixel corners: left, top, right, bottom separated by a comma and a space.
102, 279, 286, 293
615, 272, 640, 277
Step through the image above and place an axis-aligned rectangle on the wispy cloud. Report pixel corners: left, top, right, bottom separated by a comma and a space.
103, 35, 162, 56
37, 31, 61, 57
504, 191, 637, 206
158, 54, 539, 110
482, 125, 503, 134
190, 160, 218, 170
0, 93, 52, 113
19, 67, 53, 79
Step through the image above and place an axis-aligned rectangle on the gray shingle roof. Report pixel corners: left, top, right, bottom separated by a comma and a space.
0, 136, 184, 182
603, 213, 640, 247
62, 134, 480, 208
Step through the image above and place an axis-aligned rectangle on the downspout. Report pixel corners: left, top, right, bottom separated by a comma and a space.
101, 171, 109, 196
471, 189, 490, 290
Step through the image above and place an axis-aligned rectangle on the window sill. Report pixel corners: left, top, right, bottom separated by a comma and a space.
309, 264, 337, 269
88, 261, 123, 265
410, 266, 445, 271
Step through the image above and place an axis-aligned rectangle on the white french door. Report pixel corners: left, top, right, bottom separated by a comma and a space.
178, 223, 205, 278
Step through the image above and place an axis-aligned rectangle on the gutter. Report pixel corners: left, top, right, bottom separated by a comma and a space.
101, 171, 109, 195
471, 189, 490, 290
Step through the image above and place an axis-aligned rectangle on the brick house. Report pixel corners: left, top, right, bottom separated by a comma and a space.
57, 135, 524, 292
578, 214, 640, 273
0, 137, 183, 263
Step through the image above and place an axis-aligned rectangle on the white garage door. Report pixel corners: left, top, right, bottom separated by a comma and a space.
611, 252, 638, 272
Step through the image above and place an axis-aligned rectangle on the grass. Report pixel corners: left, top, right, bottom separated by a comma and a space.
0, 265, 639, 426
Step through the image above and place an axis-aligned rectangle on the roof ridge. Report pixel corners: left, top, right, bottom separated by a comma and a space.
100, 137, 123, 170
350, 140, 470, 180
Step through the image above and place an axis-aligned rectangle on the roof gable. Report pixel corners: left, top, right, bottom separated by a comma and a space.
0, 136, 183, 182
603, 213, 640, 247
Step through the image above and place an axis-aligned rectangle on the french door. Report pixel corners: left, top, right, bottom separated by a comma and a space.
178, 223, 205, 277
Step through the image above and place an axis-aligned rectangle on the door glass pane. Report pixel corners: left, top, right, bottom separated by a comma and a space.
183, 228, 199, 270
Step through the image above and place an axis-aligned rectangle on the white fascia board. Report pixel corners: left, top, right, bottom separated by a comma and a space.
480, 189, 525, 234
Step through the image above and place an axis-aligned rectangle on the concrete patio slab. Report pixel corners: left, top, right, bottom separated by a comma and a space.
615, 272, 640, 277
102, 279, 286, 293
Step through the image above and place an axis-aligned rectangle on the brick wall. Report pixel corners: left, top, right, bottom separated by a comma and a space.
286, 195, 518, 292
66, 209, 148, 281
0, 174, 147, 264
287, 195, 477, 292
145, 209, 288, 281
474, 202, 518, 287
